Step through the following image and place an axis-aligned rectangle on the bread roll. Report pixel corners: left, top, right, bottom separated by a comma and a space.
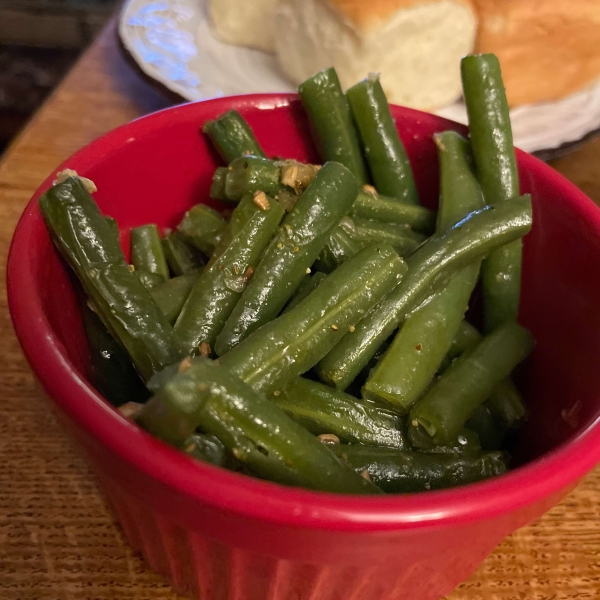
475, 0, 600, 106
275, 0, 478, 110
207, 0, 278, 52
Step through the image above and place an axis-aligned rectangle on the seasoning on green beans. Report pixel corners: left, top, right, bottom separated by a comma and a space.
275, 377, 408, 449
202, 109, 266, 163
39, 176, 185, 381
347, 74, 419, 204
362, 132, 484, 411
462, 54, 522, 332
299, 67, 369, 184
215, 161, 359, 355
409, 322, 534, 448
332, 445, 508, 493
219, 244, 407, 396
136, 269, 165, 290
318, 195, 532, 391
174, 192, 285, 354
130, 224, 170, 280
139, 357, 381, 493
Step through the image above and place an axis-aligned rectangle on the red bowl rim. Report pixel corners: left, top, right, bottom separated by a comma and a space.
8, 94, 600, 532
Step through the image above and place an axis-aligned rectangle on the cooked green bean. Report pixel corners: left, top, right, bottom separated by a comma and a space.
341, 216, 425, 256
466, 405, 505, 452
219, 244, 407, 396
139, 357, 380, 493
183, 433, 239, 469
275, 377, 408, 449
224, 156, 284, 201
317, 195, 532, 390
162, 231, 205, 276
210, 167, 229, 201
150, 270, 202, 324
136, 269, 165, 290
283, 271, 327, 314
332, 445, 507, 493
347, 74, 419, 204
362, 132, 484, 410
215, 162, 359, 354
174, 193, 285, 354
299, 68, 368, 184
351, 189, 435, 234
81, 303, 150, 407
39, 177, 184, 380
442, 320, 527, 427
202, 110, 266, 163
409, 322, 534, 448
177, 204, 227, 257
130, 224, 170, 280
421, 428, 482, 455
105, 216, 120, 246
462, 54, 521, 332
316, 226, 362, 273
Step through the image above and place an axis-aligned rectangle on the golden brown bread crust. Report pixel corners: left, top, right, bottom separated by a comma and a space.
475, 0, 600, 106
325, 0, 475, 32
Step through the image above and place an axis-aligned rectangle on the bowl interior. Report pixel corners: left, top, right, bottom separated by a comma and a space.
14, 96, 600, 494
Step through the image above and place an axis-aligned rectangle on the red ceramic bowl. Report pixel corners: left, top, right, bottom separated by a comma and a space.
8, 95, 600, 600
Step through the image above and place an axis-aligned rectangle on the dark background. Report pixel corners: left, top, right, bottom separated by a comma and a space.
0, 0, 119, 155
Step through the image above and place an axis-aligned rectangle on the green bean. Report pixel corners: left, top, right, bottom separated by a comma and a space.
39, 177, 185, 380
202, 110, 266, 163
162, 231, 205, 276
466, 405, 505, 452
223, 157, 321, 202
210, 167, 229, 201
317, 195, 532, 390
150, 270, 202, 324
341, 216, 425, 256
139, 357, 380, 493
421, 428, 482, 454
136, 269, 165, 290
332, 445, 507, 493
283, 271, 327, 314
299, 68, 368, 184
174, 193, 285, 354
347, 74, 419, 204
409, 322, 534, 448
351, 189, 435, 234
177, 204, 227, 257
219, 244, 407, 396
441, 320, 527, 427
183, 433, 240, 469
81, 303, 150, 407
362, 132, 484, 411
315, 226, 362, 273
130, 224, 170, 280
461, 54, 521, 332
275, 377, 408, 449
105, 216, 120, 246
224, 156, 285, 201
215, 162, 359, 354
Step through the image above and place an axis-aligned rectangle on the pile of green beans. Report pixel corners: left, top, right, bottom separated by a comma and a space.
39, 56, 535, 496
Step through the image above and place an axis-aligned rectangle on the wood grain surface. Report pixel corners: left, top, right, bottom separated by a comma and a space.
1, 24, 599, 600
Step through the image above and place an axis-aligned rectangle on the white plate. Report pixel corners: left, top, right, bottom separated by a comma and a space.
119, 0, 600, 156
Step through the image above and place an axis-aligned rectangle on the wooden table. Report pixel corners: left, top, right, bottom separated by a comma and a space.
1, 24, 600, 600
